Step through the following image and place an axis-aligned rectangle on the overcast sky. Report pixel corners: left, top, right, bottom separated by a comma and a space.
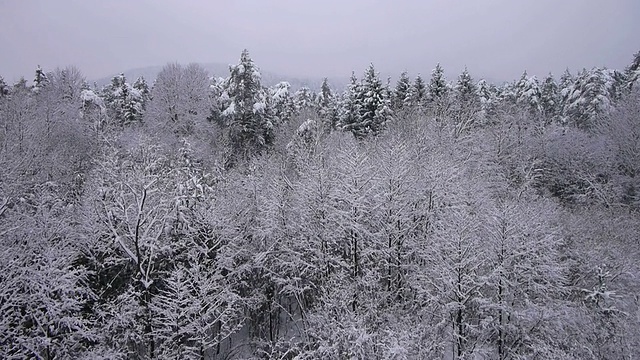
1, 0, 638, 84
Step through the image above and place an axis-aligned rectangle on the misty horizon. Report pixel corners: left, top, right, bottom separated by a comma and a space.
2, 0, 638, 84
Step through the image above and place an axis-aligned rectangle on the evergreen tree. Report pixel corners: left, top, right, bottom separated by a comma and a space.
317, 78, 333, 109
221, 49, 274, 156
452, 67, 480, 135
270, 81, 295, 125
565, 68, 614, 130
559, 68, 574, 124
0, 76, 8, 97
540, 73, 560, 123
393, 71, 411, 110
608, 69, 628, 101
477, 79, 498, 123
428, 63, 449, 117
515, 71, 543, 117
101, 74, 145, 127
454, 67, 478, 104
294, 86, 315, 113
625, 50, 640, 90
133, 76, 151, 107
358, 63, 393, 137
32, 65, 48, 93
338, 72, 363, 137
407, 74, 427, 109
316, 78, 337, 131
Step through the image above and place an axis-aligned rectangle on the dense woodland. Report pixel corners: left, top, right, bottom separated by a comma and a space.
1, 49, 640, 359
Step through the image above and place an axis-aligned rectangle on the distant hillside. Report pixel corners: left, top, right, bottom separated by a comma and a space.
93, 62, 349, 92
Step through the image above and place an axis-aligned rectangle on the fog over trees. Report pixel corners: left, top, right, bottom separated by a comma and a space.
1, 49, 640, 359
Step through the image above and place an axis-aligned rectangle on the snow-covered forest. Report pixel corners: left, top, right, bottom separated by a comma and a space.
1, 49, 640, 359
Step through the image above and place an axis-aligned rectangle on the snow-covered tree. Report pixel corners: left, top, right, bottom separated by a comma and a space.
558, 68, 574, 124
406, 74, 427, 109
0, 190, 96, 359
477, 79, 499, 123
452, 67, 480, 136
338, 72, 363, 137
392, 71, 411, 110
427, 193, 488, 359
564, 68, 614, 130
132, 76, 151, 110
357, 63, 393, 137
101, 74, 145, 127
80, 88, 106, 131
0, 76, 8, 97
32, 65, 48, 93
480, 196, 571, 359
540, 73, 560, 123
316, 78, 338, 131
269, 81, 295, 125
294, 86, 315, 113
625, 51, 640, 90
287, 118, 320, 166
515, 71, 543, 117
220, 49, 274, 157
428, 63, 450, 117
145, 63, 211, 137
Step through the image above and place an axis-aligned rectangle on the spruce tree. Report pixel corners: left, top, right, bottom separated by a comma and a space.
393, 71, 411, 110
32, 65, 48, 93
294, 86, 315, 112
540, 73, 560, 123
559, 68, 574, 124
359, 63, 393, 137
338, 72, 364, 137
477, 79, 498, 123
565, 68, 613, 130
515, 72, 543, 117
452, 67, 480, 135
625, 50, 640, 90
221, 49, 274, 156
270, 81, 295, 125
428, 63, 449, 117
407, 74, 426, 109
317, 78, 337, 131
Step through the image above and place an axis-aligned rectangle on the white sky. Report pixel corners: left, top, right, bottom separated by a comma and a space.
0, 0, 638, 83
